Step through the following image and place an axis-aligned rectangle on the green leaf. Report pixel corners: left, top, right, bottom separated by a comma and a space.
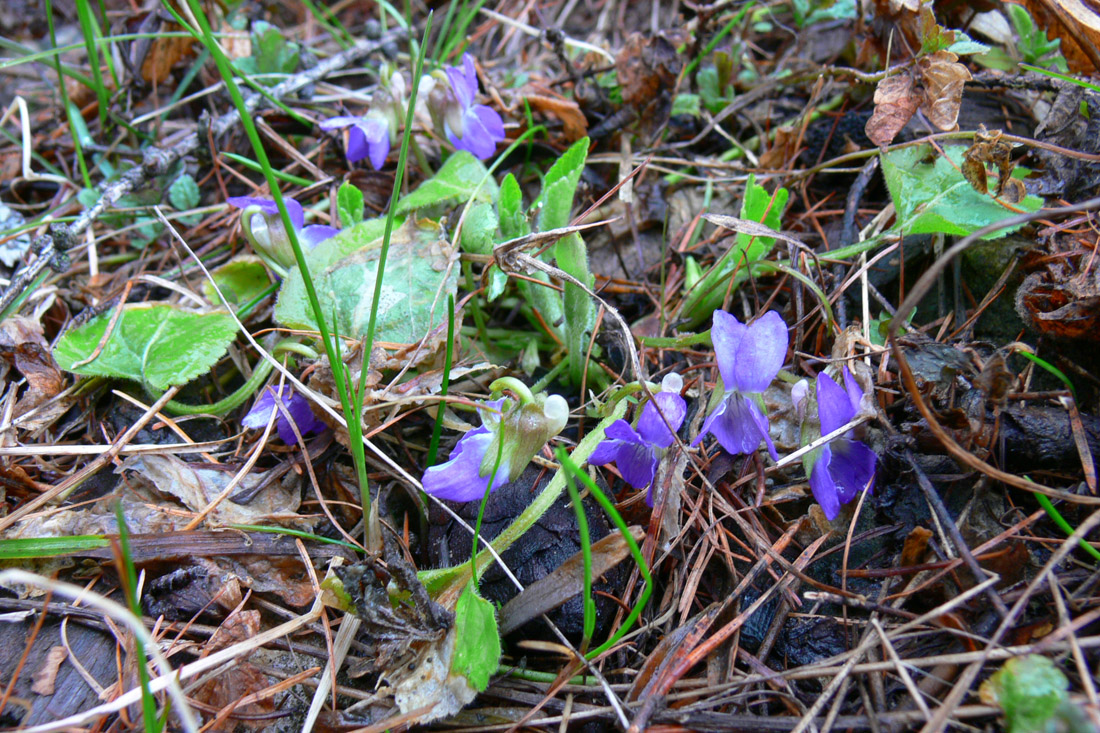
235, 20, 300, 78
671, 93, 701, 117
396, 151, 497, 217
535, 137, 589, 232
486, 265, 508, 301
0, 536, 109, 560
947, 32, 990, 56
460, 202, 498, 255
738, 173, 788, 259
337, 181, 365, 228
679, 174, 788, 326
275, 217, 459, 344
980, 655, 1069, 733
881, 144, 1043, 238
168, 173, 200, 211
54, 304, 238, 390
497, 173, 529, 241
202, 255, 273, 308
451, 584, 500, 692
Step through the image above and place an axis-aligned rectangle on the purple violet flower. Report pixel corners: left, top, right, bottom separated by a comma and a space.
423, 399, 511, 503
422, 393, 568, 503
242, 385, 327, 445
808, 367, 876, 520
590, 375, 687, 505
227, 196, 338, 268
441, 55, 505, 160
693, 310, 789, 460
320, 114, 391, 170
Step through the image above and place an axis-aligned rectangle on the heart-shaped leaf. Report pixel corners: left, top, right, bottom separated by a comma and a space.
396, 151, 497, 216
275, 217, 459, 345
881, 144, 1043, 238
54, 304, 237, 390
451, 583, 500, 692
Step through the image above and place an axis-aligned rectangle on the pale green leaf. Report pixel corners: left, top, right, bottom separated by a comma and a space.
460, 202, 498, 255
881, 144, 1043, 238
396, 151, 496, 216
980, 655, 1069, 733
451, 584, 500, 692
535, 137, 589, 232
168, 173, 200, 211
274, 217, 459, 344
497, 173, 528, 241
202, 255, 273, 308
54, 304, 238, 390
337, 181, 364, 228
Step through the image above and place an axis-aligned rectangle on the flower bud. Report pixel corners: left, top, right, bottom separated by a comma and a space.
480, 392, 569, 482
239, 204, 296, 269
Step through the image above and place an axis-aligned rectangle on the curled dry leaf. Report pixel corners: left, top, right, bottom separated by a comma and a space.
865, 73, 920, 148
524, 93, 588, 141
917, 50, 971, 131
615, 32, 682, 108
30, 645, 67, 695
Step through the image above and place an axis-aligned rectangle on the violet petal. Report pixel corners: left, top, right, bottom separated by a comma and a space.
589, 420, 658, 490
241, 386, 279, 429
828, 438, 876, 504
809, 445, 841, 520
703, 394, 777, 460
472, 104, 505, 140
422, 427, 508, 502
636, 391, 687, 449
275, 391, 326, 444
299, 225, 339, 250
817, 370, 857, 436
731, 310, 788, 394
841, 366, 864, 412
710, 310, 746, 390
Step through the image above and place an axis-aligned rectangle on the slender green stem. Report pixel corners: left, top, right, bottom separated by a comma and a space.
469, 430, 505, 589
489, 376, 535, 404
46, 0, 92, 190
163, 354, 274, 416
1034, 492, 1100, 563
74, 0, 109, 127
561, 451, 596, 654
114, 503, 162, 732
557, 450, 652, 660
426, 295, 456, 468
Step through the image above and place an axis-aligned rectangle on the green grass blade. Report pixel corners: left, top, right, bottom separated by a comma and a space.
556, 449, 652, 659
1034, 492, 1100, 563
73, 0, 110, 126
560, 447, 596, 653
0, 536, 109, 559
426, 295, 456, 467
114, 503, 161, 732
168, 0, 378, 542
350, 13, 434, 536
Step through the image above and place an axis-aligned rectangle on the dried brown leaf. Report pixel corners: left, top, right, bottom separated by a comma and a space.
917, 51, 972, 131
31, 645, 67, 695
865, 73, 919, 147
615, 33, 681, 107
524, 94, 588, 141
